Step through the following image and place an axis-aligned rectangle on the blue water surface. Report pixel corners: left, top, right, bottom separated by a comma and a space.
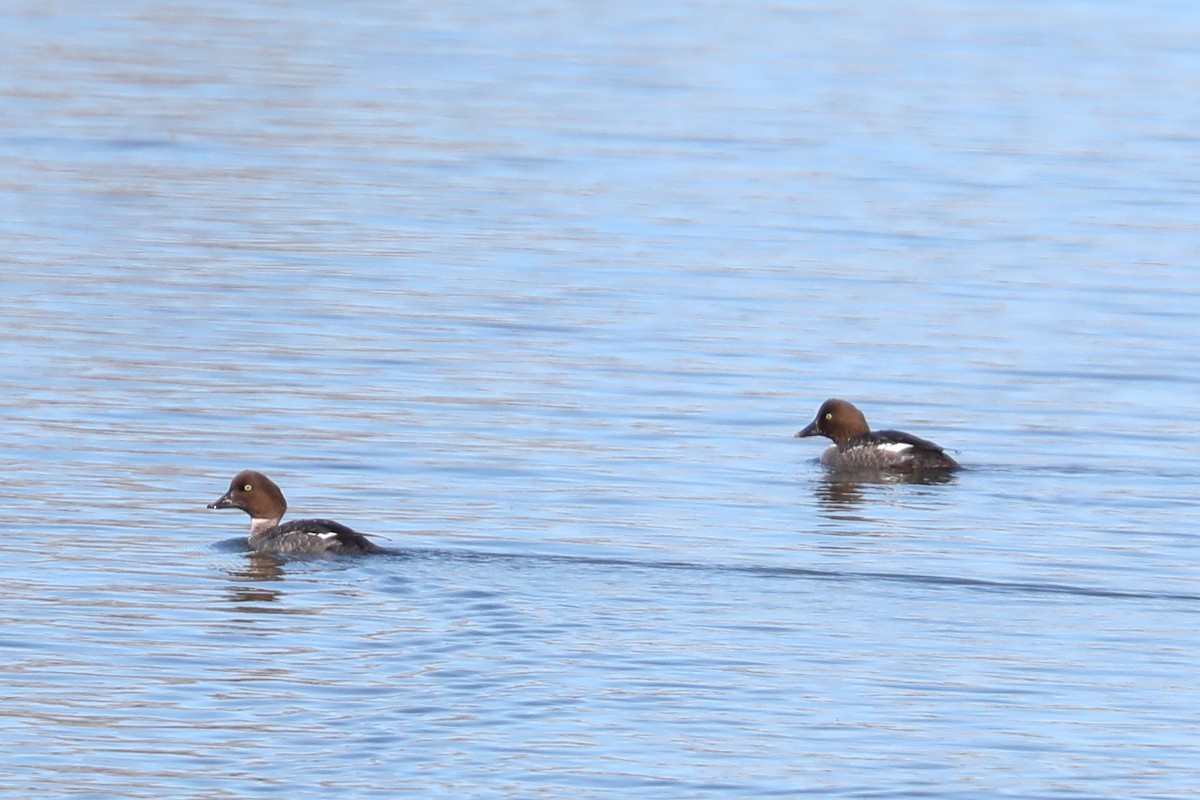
1, 1, 1199, 797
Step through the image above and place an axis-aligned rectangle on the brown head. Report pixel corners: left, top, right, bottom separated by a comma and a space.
207, 469, 288, 525
795, 398, 870, 445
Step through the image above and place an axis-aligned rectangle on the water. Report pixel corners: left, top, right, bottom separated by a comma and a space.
2, 1, 1199, 797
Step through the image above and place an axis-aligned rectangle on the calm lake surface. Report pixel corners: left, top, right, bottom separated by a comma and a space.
2, 1, 1199, 797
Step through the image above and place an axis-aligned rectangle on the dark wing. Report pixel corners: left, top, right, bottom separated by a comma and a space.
274, 518, 384, 554
864, 430, 960, 470
868, 429, 946, 452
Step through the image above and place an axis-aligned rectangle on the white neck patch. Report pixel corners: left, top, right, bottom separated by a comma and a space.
249, 517, 280, 536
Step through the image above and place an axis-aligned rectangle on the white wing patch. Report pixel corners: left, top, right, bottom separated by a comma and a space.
317, 531, 339, 540
878, 442, 914, 454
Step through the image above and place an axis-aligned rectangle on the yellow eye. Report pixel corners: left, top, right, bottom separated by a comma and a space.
243, 484, 253, 492
824, 413, 833, 420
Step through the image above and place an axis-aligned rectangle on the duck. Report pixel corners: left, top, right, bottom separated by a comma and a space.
207, 470, 383, 554
796, 398, 959, 472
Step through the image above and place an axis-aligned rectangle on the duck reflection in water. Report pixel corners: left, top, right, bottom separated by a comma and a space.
813, 469, 957, 514
222, 552, 287, 607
